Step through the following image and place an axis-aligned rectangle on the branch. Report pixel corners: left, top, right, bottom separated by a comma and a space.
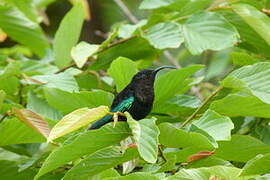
180, 86, 224, 128
113, 0, 139, 24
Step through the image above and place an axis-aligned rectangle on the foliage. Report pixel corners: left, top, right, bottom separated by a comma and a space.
0, 0, 270, 179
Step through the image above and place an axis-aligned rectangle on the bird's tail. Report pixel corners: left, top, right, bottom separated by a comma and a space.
88, 114, 112, 130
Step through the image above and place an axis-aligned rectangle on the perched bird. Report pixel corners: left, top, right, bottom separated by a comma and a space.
89, 65, 176, 130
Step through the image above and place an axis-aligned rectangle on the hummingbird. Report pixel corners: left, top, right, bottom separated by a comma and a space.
88, 65, 176, 130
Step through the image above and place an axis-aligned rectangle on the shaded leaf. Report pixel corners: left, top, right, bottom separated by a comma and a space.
44, 88, 113, 114
47, 106, 109, 142
241, 153, 270, 176
107, 57, 138, 92
0, 6, 49, 56
34, 123, 130, 179
71, 41, 99, 68
54, 3, 84, 68
12, 107, 50, 138
126, 113, 159, 163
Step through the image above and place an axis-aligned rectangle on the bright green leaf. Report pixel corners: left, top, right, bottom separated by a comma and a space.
47, 106, 109, 142
139, 0, 175, 9
54, 3, 84, 68
126, 113, 159, 163
108, 57, 138, 92
143, 22, 183, 49
182, 12, 239, 55
63, 146, 138, 180
71, 41, 99, 68
232, 4, 270, 45
34, 123, 130, 179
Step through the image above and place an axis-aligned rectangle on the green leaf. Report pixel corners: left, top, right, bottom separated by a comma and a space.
222, 62, 270, 104
159, 123, 214, 149
0, 118, 45, 146
89, 169, 120, 180
108, 57, 138, 92
154, 65, 203, 106
29, 72, 79, 92
63, 146, 138, 180
210, 92, 270, 118
118, 20, 147, 39
54, 3, 84, 68
0, 76, 19, 96
232, 4, 270, 45
139, 0, 175, 9
34, 123, 130, 179
182, 12, 239, 55
27, 92, 62, 121
192, 110, 234, 141
126, 113, 160, 163
0, 6, 49, 56
165, 166, 246, 180
143, 22, 183, 49
230, 52, 258, 66
71, 41, 99, 68
215, 135, 270, 162
44, 88, 113, 115
47, 106, 109, 142
153, 95, 201, 116
90, 37, 157, 70
241, 153, 270, 176
111, 172, 161, 180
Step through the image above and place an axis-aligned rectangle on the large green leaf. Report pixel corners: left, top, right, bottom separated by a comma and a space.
232, 4, 270, 45
159, 123, 214, 149
109, 172, 161, 180
47, 106, 109, 142
63, 146, 138, 180
165, 166, 248, 180
192, 109, 234, 141
44, 88, 113, 114
90, 37, 157, 70
182, 12, 239, 55
222, 62, 270, 104
0, 118, 45, 146
215, 135, 270, 162
210, 92, 270, 118
139, 0, 175, 9
154, 65, 203, 106
126, 113, 160, 163
71, 41, 99, 68
143, 22, 183, 49
30, 72, 79, 93
107, 57, 138, 92
0, 6, 49, 57
53, 3, 84, 68
34, 123, 131, 179
241, 153, 270, 176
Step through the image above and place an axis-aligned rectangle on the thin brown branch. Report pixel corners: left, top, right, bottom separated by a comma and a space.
0, 113, 8, 123
163, 51, 182, 68
181, 86, 224, 128
113, 0, 139, 24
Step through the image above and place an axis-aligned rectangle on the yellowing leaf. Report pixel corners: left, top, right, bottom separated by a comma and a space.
47, 106, 109, 142
12, 107, 51, 138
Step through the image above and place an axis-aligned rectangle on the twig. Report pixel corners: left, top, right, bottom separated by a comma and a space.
0, 113, 8, 123
163, 51, 181, 68
158, 145, 167, 163
181, 86, 224, 128
113, 0, 139, 24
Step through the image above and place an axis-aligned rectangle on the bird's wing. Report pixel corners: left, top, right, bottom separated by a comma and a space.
88, 96, 135, 130
111, 96, 135, 113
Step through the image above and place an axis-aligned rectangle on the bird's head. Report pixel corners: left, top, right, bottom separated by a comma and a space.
131, 65, 177, 86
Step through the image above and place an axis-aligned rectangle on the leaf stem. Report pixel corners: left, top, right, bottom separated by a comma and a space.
180, 86, 224, 128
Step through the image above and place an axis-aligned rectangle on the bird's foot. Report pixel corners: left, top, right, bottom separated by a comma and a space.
112, 112, 125, 128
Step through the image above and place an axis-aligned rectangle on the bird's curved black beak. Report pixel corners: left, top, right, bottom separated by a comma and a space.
153, 65, 177, 75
